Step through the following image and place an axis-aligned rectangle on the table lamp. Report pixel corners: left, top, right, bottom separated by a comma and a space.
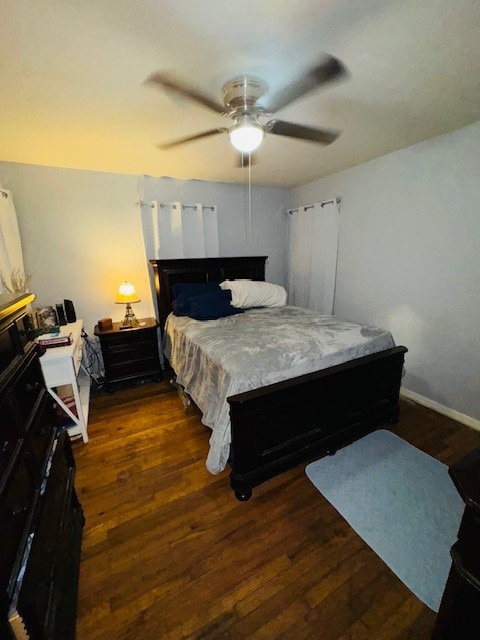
115, 282, 141, 329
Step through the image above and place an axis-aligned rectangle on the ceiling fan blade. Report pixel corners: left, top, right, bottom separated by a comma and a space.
157, 128, 228, 150
264, 55, 347, 113
267, 120, 340, 145
235, 152, 258, 168
145, 71, 226, 114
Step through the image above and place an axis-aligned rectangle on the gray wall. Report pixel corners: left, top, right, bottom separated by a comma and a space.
139, 175, 289, 288
293, 120, 480, 422
0, 163, 290, 334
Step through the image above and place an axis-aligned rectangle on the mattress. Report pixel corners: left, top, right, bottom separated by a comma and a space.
164, 306, 396, 474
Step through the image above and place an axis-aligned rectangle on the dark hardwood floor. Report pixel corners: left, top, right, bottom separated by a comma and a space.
72, 381, 480, 640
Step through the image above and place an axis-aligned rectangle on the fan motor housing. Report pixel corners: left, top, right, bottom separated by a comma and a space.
221, 76, 268, 110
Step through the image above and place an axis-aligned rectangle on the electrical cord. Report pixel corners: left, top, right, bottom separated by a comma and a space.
81, 329, 105, 392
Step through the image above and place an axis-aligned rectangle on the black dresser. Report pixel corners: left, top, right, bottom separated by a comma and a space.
0, 293, 84, 640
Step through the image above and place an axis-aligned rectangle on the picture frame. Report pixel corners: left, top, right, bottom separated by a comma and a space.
35, 306, 59, 331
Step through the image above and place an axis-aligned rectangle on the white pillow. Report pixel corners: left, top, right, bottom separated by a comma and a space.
220, 280, 287, 308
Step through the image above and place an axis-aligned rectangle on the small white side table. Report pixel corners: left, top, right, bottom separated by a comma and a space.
39, 319, 90, 443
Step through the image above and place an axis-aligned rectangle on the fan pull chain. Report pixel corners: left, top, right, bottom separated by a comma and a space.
248, 154, 253, 243
242, 154, 253, 243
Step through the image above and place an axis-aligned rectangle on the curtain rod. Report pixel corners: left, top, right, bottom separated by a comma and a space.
136, 200, 215, 210
181, 204, 215, 211
288, 205, 314, 214
321, 197, 341, 208
288, 197, 341, 214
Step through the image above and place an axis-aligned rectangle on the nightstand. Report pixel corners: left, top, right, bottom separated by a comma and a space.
94, 317, 162, 390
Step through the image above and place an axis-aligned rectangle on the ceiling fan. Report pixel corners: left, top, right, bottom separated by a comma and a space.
144, 54, 347, 160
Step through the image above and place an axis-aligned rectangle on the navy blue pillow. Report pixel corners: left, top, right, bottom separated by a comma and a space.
172, 296, 190, 316
184, 290, 244, 321
171, 281, 221, 316
171, 281, 220, 300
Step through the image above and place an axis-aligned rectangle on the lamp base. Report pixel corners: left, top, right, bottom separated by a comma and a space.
120, 303, 139, 329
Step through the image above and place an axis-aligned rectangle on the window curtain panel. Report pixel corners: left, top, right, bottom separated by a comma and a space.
138, 175, 219, 259
0, 189, 28, 293
140, 201, 219, 259
287, 205, 314, 308
287, 202, 339, 314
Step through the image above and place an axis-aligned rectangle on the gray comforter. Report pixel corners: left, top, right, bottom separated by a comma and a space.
164, 306, 396, 474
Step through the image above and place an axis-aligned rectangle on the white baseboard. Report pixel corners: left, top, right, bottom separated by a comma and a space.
400, 388, 480, 432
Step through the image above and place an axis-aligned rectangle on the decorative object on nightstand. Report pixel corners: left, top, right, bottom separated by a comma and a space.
98, 317, 113, 331
115, 281, 140, 329
94, 317, 162, 390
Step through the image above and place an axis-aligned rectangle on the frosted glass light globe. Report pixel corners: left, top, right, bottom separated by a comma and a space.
229, 122, 264, 153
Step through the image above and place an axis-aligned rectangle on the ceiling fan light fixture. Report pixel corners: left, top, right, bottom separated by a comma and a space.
228, 118, 265, 153
148, 54, 347, 158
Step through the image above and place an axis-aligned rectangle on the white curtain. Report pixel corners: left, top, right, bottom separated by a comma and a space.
288, 205, 314, 307
140, 201, 219, 259
287, 201, 340, 314
0, 189, 28, 293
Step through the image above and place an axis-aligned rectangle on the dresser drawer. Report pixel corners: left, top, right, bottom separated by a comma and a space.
8, 432, 83, 640
12, 356, 44, 424
18, 433, 74, 604
0, 311, 30, 374
0, 449, 39, 597
0, 326, 17, 373
15, 317, 29, 351
0, 389, 54, 495
27, 392, 56, 480
0, 395, 22, 481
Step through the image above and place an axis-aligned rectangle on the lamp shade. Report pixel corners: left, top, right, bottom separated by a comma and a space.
228, 117, 265, 153
115, 282, 141, 304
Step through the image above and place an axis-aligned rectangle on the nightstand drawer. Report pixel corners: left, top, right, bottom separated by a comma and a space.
101, 329, 157, 349
106, 356, 160, 381
102, 341, 157, 363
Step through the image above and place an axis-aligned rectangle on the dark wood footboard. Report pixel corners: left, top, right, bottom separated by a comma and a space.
228, 346, 407, 501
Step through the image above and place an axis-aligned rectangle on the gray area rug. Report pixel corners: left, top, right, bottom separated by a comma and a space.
305, 429, 464, 611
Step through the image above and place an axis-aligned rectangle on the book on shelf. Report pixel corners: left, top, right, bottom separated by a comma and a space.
36, 332, 73, 347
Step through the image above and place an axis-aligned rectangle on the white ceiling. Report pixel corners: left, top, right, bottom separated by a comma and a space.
1, 0, 479, 188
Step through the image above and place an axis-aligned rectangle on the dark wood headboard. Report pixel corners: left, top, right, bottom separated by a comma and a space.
149, 256, 267, 332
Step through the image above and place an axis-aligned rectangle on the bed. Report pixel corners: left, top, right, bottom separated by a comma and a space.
150, 256, 407, 500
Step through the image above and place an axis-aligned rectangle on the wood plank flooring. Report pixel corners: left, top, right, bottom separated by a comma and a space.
72, 381, 480, 640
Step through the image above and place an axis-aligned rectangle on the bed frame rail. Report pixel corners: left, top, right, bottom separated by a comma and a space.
228, 346, 407, 500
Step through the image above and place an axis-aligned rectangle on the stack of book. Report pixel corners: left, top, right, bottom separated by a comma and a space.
36, 332, 73, 348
